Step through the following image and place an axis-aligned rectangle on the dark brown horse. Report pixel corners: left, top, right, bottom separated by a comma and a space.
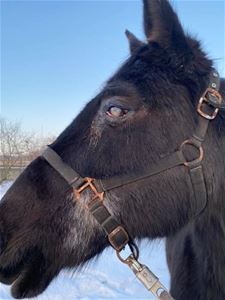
0, 1, 224, 299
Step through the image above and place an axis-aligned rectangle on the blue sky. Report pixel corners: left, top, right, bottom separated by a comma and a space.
1, 0, 225, 136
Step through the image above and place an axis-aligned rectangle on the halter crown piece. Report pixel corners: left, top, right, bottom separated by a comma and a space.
42, 69, 224, 300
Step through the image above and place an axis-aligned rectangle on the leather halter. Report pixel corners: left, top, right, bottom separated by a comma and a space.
42, 69, 223, 255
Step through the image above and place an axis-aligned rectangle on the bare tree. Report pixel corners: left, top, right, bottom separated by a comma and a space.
0, 117, 55, 182
26, 134, 56, 162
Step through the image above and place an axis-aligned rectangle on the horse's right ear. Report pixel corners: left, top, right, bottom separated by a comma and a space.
143, 0, 188, 50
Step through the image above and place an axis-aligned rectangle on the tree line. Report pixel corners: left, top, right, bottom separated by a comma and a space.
0, 117, 55, 182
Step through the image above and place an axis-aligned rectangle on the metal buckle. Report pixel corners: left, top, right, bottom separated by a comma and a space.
73, 177, 104, 203
197, 88, 222, 120
180, 139, 204, 168
108, 226, 130, 251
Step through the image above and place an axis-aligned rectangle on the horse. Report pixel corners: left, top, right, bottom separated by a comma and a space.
0, 1, 224, 299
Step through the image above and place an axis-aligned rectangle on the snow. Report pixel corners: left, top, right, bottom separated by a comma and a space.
0, 181, 13, 199
0, 181, 170, 300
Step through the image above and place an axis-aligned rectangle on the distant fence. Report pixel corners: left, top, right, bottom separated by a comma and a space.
0, 167, 25, 182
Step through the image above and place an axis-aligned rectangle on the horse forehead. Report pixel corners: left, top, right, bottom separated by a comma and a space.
101, 80, 141, 100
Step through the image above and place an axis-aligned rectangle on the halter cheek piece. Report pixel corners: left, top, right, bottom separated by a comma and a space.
42, 69, 223, 300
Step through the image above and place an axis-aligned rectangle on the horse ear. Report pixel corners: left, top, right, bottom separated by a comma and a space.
125, 30, 145, 54
143, 0, 188, 49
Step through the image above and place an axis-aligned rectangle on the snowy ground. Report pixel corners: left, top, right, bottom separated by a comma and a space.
0, 181, 170, 300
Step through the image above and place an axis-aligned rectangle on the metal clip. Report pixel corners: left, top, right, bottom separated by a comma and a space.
126, 255, 174, 300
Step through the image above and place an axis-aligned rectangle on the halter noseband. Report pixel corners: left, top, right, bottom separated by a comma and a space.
41, 69, 223, 299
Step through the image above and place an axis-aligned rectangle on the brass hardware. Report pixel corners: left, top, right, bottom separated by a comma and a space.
197, 88, 222, 120
108, 226, 130, 251
73, 177, 104, 202
180, 139, 204, 168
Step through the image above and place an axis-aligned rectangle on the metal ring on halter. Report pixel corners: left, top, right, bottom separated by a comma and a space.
180, 139, 204, 168
116, 241, 139, 264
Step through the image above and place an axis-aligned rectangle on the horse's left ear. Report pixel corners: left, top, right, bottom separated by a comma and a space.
143, 0, 188, 50
125, 30, 145, 54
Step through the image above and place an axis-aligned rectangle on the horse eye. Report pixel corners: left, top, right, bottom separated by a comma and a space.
106, 106, 128, 117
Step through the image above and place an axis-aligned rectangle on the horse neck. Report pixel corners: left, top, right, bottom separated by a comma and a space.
193, 194, 225, 294
193, 112, 225, 294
